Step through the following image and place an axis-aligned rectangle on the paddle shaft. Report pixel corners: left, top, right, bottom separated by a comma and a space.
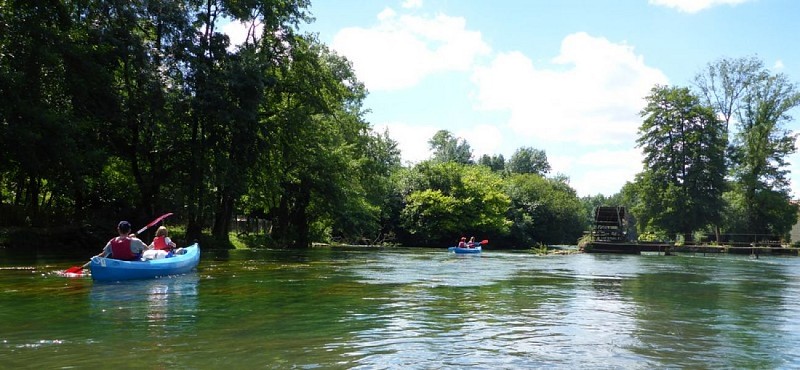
135, 212, 173, 235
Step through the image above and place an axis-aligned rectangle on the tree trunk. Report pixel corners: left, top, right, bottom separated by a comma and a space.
272, 185, 291, 246
290, 181, 311, 248
212, 189, 234, 240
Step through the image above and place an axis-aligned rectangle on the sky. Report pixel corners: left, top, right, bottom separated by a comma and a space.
258, 0, 800, 197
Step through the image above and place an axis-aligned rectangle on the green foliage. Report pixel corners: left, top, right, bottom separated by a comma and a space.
504, 173, 587, 246
632, 85, 726, 239
400, 189, 464, 244
729, 72, 800, 236
531, 243, 549, 255
638, 230, 669, 242
428, 130, 473, 164
694, 56, 800, 239
507, 147, 551, 175
7, 4, 796, 251
694, 56, 765, 131
477, 154, 505, 172
396, 162, 510, 246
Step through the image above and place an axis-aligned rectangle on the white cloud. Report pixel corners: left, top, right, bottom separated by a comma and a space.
774, 59, 785, 70
551, 148, 643, 196
377, 7, 396, 21
402, 0, 423, 9
649, 0, 753, 13
575, 148, 643, 170
471, 32, 668, 146
335, 11, 667, 196
221, 19, 263, 51
374, 122, 437, 164
331, 10, 491, 91
221, 21, 248, 48
373, 122, 502, 165
457, 124, 503, 160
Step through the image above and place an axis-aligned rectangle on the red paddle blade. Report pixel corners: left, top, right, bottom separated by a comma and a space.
136, 212, 174, 234
64, 266, 83, 274
480, 240, 489, 245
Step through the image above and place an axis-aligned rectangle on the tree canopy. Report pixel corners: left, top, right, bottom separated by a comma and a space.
625, 56, 799, 242
633, 85, 726, 239
1, 3, 796, 249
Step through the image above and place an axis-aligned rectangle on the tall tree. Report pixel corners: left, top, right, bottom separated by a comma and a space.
478, 153, 505, 172
331, 129, 402, 244
696, 56, 800, 238
428, 130, 473, 164
0, 0, 112, 224
730, 72, 800, 236
507, 147, 551, 175
183, 0, 311, 241
505, 173, 586, 246
266, 37, 373, 248
634, 85, 726, 239
694, 56, 764, 133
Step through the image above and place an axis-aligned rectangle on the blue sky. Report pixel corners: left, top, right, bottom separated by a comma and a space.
280, 0, 800, 197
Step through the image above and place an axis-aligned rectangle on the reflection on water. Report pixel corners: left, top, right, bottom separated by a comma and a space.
89, 274, 199, 326
3, 248, 800, 368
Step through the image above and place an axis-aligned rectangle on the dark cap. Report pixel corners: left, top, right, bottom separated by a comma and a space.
118, 221, 131, 232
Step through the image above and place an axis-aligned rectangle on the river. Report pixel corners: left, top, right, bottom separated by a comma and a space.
2, 247, 799, 368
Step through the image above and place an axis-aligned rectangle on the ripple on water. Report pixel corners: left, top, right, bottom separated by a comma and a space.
5, 248, 800, 368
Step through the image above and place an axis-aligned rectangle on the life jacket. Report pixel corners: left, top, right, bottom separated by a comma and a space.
109, 237, 136, 261
152, 236, 171, 251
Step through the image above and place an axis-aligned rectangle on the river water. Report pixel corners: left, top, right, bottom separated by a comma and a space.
2, 247, 800, 368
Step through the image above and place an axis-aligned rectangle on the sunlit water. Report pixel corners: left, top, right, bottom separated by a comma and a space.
2, 247, 800, 368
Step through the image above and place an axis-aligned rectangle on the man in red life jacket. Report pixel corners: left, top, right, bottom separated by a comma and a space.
96, 221, 149, 261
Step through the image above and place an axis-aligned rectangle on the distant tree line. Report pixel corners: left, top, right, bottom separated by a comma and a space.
1, 2, 796, 248
392, 130, 586, 247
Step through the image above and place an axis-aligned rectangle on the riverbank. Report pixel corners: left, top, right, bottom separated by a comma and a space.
0, 225, 234, 253
0, 225, 107, 253
584, 241, 800, 256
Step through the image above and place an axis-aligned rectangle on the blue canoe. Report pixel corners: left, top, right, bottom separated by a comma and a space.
448, 245, 482, 254
90, 243, 200, 281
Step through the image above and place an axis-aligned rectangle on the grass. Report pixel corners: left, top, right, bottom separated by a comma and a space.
531, 243, 549, 255
229, 233, 249, 249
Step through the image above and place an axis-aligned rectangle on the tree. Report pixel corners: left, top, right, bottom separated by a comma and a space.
507, 147, 551, 175
505, 174, 586, 246
694, 56, 764, 133
0, 0, 114, 225
428, 130, 473, 164
326, 128, 402, 245
633, 85, 726, 240
730, 72, 800, 237
182, 0, 312, 242
696, 56, 800, 238
478, 153, 505, 172
262, 36, 371, 248
397, 162, 510, 246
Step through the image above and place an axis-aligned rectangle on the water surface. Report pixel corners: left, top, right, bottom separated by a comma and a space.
2, 247, 799, 368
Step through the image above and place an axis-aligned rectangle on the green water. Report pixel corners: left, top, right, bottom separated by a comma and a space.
2, 247, 800, 368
